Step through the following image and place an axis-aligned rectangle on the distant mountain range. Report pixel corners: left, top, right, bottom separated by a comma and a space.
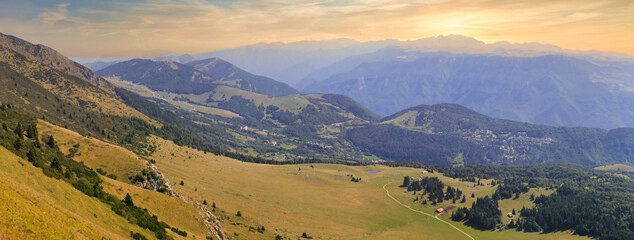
84, 35, 634, 129
1, 31, 632, 167
98, 58, 299, 96
303, 49, 634, 129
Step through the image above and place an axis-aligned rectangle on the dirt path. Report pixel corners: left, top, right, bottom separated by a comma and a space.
383, 181, 475, 240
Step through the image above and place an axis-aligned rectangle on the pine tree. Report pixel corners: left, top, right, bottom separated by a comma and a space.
50, 157, 63, 171
203, 200, 207, 205
14, 123, 23, 139
236, 211, 242, 217
27, 146, 39, 163
402, 176, 411, 187
123, 193, 134, 206
47, 135, 57, 148
13, 139, 23, 150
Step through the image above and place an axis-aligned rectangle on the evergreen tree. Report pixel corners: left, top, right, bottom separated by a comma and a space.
14, 122, 23, 139
123, 193, 134, 207
50, 157, 63, 171
402, 176, 411, 187
13, 138, 23, 150
47, 135, 57, 148
27, 146, 40, 163
236, 211, 242, 217
26, 124, 38, 140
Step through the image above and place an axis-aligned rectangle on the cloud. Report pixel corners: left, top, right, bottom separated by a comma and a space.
38, 3, 70, 24
0, 0, 632, 57
426, 22, 501, 30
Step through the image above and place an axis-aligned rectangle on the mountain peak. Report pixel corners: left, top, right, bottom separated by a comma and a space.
0, 32, 113, 91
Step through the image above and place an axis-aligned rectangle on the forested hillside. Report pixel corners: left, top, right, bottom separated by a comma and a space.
346, 103, 633, 166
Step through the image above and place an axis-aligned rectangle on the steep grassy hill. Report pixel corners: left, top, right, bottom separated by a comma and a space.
0, 32, 162, 147
0, 32, 112, 91
0, 145, 155, 239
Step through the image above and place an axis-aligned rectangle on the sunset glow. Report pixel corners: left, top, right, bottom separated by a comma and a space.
0, 0, 632, 57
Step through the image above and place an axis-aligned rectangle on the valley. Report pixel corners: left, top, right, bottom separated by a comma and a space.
0, 29, 633, 240
39, 119, 592, 239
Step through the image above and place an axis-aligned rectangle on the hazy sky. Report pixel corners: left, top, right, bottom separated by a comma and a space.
0, 0, 632, 58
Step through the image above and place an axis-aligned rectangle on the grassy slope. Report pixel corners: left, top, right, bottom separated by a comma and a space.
38, 120, 147, 181
103, 178, 209, 239
38, 120, 211, 239
0, 146, 154, 240
29, 115, 590, 240
105, 76, 242, 119
146, 135, 590, 240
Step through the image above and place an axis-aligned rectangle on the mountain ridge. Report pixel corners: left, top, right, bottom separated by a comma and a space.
186, 57, 300, 96
304, 52, 634, 129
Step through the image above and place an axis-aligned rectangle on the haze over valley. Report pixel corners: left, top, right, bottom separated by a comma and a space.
1, 1, 633, 240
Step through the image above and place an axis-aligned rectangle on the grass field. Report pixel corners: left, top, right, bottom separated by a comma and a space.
595, 164, 634, 172
146, 135, 590, 240
0, 146, 154, 239
31, 120, 592, 240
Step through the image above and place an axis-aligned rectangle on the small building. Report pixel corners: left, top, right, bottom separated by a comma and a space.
436, 208, 444, 213
507, 212, 514, 218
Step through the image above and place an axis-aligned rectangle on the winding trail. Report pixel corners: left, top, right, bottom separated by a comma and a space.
383, 181, 475, 240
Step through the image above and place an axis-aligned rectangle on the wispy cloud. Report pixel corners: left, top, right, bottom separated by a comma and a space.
38, 3, 70, 24
0, 0, 632, 57
427, 22, 501, 30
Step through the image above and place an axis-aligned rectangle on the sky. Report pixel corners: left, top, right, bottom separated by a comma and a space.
0, 0, 632, 58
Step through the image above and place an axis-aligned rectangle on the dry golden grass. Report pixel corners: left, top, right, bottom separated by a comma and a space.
102, 177, 209, 239
146, 135, 589, 240
0, 50, 154, 124
0, 146, 154, 240
38, 120, 147, 181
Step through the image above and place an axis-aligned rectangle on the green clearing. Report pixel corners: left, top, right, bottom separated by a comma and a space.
595, 163, 634, 172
